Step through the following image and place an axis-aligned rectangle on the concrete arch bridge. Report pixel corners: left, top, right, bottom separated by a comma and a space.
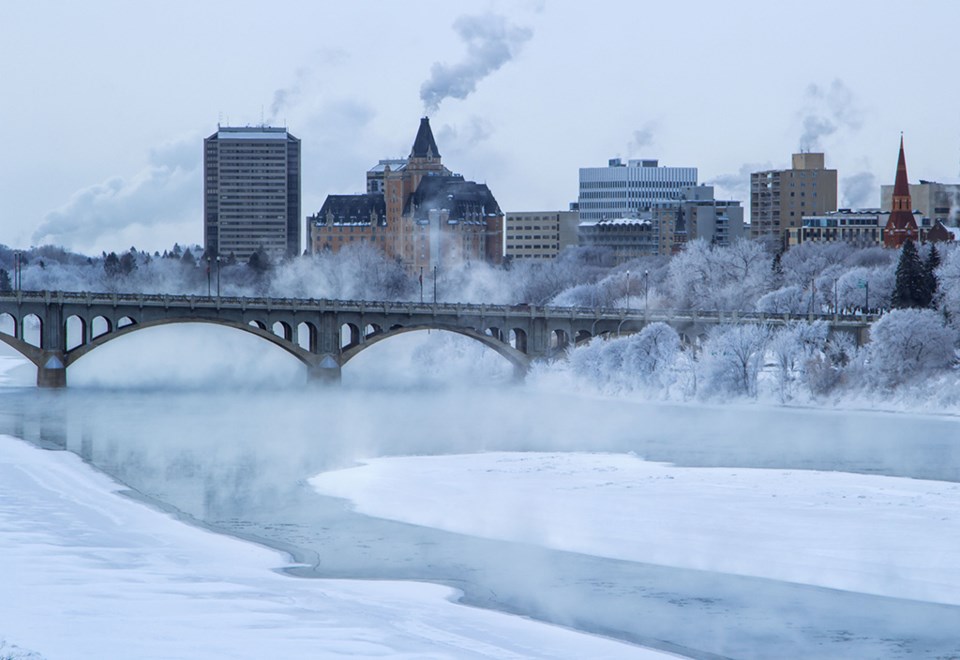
0, 291, 876, 388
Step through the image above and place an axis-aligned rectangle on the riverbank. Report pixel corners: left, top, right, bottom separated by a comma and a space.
311, 451, 960, 606
0, 435, 667, 659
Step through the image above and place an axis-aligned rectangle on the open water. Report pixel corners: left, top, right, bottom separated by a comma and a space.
4, 382, 960, 659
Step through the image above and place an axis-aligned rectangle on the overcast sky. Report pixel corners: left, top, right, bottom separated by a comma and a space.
2, 0, 958, 255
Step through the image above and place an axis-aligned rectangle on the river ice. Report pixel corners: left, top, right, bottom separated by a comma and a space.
310, 451, 960, 606
0, 436, 669, 659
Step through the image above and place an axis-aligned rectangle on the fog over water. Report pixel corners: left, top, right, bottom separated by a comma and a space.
3, 325, 960, 658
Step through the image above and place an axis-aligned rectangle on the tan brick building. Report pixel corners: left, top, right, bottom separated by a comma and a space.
750, 153, 837, 248
309, 118, 503, 272
504, 210, 579, 260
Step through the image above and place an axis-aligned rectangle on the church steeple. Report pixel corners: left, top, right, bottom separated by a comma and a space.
892, 134, 911, 212
410, 116, 441, 160
884, 134, 919, 248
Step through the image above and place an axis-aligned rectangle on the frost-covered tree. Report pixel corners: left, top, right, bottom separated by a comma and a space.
666, 239, 769, 312
922, 243, 940, 309
621, 322, 681, 388
766, 322, 823, 400
568, 337, 606, 384
699, 323, 769, 397
756, 285, 807, 315
936, 243, 960, 323
0, 269, 10, 292
866, 308, 956, 387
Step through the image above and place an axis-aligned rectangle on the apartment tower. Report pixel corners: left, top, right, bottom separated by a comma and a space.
750, 153, 837, 248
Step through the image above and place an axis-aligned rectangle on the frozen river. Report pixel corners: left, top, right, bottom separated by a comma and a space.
4, 381, 960, 659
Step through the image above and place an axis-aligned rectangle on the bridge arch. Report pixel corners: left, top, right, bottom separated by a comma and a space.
22, 313, 42, 348
65, 317, 315, 369
0, 332, 43, 365
65, 314, 86, 350
92, 315, 113, 339
340, 323, 361, 350
272, 320, 293, 341
510, 328, 527, 353
297, 321, 317, 351
339, 324, 530, 373
0, 312, 17, 338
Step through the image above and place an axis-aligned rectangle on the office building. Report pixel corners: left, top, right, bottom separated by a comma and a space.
504, 210, 579, 260
578, 158, 697, 222
204, 125, 301, 260
750, 153, 837, 247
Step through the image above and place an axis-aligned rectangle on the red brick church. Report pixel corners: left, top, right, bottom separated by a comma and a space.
883, 136, 955, 248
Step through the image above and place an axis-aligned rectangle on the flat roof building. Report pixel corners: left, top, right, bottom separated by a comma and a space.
505, 210, 579, 261
203, 126, 301, 260
750, 153, 837, 249
578, 158, 697, 223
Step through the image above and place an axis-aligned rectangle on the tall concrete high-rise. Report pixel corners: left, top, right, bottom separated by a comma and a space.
204, 125, 301, 260
750, 153, 837, 248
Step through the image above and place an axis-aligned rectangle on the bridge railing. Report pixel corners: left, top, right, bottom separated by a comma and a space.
0, 290, 880, 325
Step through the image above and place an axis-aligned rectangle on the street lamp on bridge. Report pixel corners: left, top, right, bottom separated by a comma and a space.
644, 270, 649, 316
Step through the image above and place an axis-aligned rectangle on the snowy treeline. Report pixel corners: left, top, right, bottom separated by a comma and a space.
0, 239, 924, 316
3, 238, 960, 404
555, 307, 958, 407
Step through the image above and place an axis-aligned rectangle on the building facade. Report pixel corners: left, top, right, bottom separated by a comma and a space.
880, 180, 960, 227
203, 126, 301, 260
579, 213, 658, 264
309, 118, 503, 272
504, 210, 579, 260
750, 152, 837, 247
578, 158, 697, 222
787, 209, 886, 247
786, 209, 953, 248
309, 194, 387, 254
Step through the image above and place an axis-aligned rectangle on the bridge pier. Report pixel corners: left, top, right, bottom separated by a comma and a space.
37, 352, 67, 388
307, 354, 342, 385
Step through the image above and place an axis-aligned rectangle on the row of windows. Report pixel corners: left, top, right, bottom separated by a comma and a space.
580, 180, 691, 189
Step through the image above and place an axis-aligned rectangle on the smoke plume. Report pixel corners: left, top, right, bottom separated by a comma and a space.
420, 13, 533, 113
627, 122, 657, 156
841, 171, 876, 209
32, 134, 201, 254
799, 79, 863, 151
707, 162, 773, 200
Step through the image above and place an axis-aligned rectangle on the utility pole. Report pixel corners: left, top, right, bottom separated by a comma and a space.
644, 270, 649, 316
419, 266, 424, 304
216, 255, 221, 298
433, 265, 438, 304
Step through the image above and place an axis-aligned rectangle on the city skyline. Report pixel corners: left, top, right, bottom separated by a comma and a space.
2, 0, 959, 255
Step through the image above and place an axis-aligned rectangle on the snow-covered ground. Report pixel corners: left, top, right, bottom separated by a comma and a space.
311, 451, 960, 606
0, 436, 669, 660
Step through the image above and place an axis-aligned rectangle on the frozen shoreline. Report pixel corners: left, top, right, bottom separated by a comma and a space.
311, 451, 960, 606
0, 435, 667, 659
